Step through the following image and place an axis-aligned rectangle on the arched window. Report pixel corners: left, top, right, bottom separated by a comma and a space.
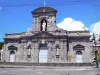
76, 51, 82, 63
10, 51, 15, 62
40, 19, 47, 31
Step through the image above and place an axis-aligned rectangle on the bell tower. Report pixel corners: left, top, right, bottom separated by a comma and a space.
31, 7, 57, 31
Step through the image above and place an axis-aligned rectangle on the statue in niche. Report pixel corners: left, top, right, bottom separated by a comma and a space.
27, 41, 31, 55
27, 45, 31, 55
42, 20, 46, 31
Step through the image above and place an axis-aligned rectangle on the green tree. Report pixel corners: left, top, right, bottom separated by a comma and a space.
0, 42, 4, 50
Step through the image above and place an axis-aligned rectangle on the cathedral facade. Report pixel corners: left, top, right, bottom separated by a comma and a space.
2, 6, 93, 63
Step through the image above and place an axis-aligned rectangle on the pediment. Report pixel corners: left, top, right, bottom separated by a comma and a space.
73, 44, 85, 50
8, 45, 17, 50
32, 31, 55, 37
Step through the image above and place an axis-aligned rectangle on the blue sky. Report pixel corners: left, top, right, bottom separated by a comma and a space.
0, 0, 100, 41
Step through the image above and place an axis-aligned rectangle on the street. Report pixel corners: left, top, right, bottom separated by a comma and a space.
0, 66, 99, 75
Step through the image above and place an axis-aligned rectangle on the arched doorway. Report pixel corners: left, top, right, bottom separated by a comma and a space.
8, 45, 17, 62
10, 51, 15, 62
39, 44, 48, 63
76, 51, 82, 63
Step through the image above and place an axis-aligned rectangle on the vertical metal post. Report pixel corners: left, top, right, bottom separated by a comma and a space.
95, 50, 99, 68
93, 33, 99, 68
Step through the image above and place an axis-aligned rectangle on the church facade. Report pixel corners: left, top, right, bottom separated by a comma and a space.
2, 6, 93, 63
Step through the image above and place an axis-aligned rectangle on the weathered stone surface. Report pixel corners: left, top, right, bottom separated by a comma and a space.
2, 6, 92, 63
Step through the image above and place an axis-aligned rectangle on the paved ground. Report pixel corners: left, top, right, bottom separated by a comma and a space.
0, 66, 100, 75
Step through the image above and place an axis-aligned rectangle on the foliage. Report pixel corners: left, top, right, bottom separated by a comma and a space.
0, 42, 4, 49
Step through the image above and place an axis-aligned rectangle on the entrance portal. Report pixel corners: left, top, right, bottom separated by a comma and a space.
39, 44, 48, 63
76, 51, 82, 63
10, 51, 15, 62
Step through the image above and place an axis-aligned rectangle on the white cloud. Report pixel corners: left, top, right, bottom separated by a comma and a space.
57, 17, 88, 31
90, 21, 100, 34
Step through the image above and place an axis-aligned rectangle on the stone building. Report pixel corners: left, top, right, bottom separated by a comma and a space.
2, 6, 93, 63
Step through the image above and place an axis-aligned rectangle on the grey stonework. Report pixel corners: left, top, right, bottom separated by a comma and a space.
2, 6, 93, 63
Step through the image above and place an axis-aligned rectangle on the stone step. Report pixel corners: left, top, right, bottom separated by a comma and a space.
0, 62, 95, 68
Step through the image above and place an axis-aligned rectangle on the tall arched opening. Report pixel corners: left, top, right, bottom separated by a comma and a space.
73, 44, 84, 63
10, 51, 15, 62
39, 44, 48, 63
76, 51, 82, 63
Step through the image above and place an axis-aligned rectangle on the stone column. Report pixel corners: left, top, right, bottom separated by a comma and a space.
31, 42, 35, 62
1, 44, 5, 62
34, 42, 39, 63
68, 43, 74, 62
63, 41, 67, 62
59, 41, 64, 62
82, 42, 92, 63
5, 45, 10, 62
15, 44, 22, 62
47, 42, 53, 63
1, 48, 4, 62
22, 43, 27, 62
52, 42, 56, 63
21, 43, 25, 62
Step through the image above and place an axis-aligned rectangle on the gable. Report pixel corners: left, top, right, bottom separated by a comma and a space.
73, 44, 85, 50
8, 45, 17, 50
